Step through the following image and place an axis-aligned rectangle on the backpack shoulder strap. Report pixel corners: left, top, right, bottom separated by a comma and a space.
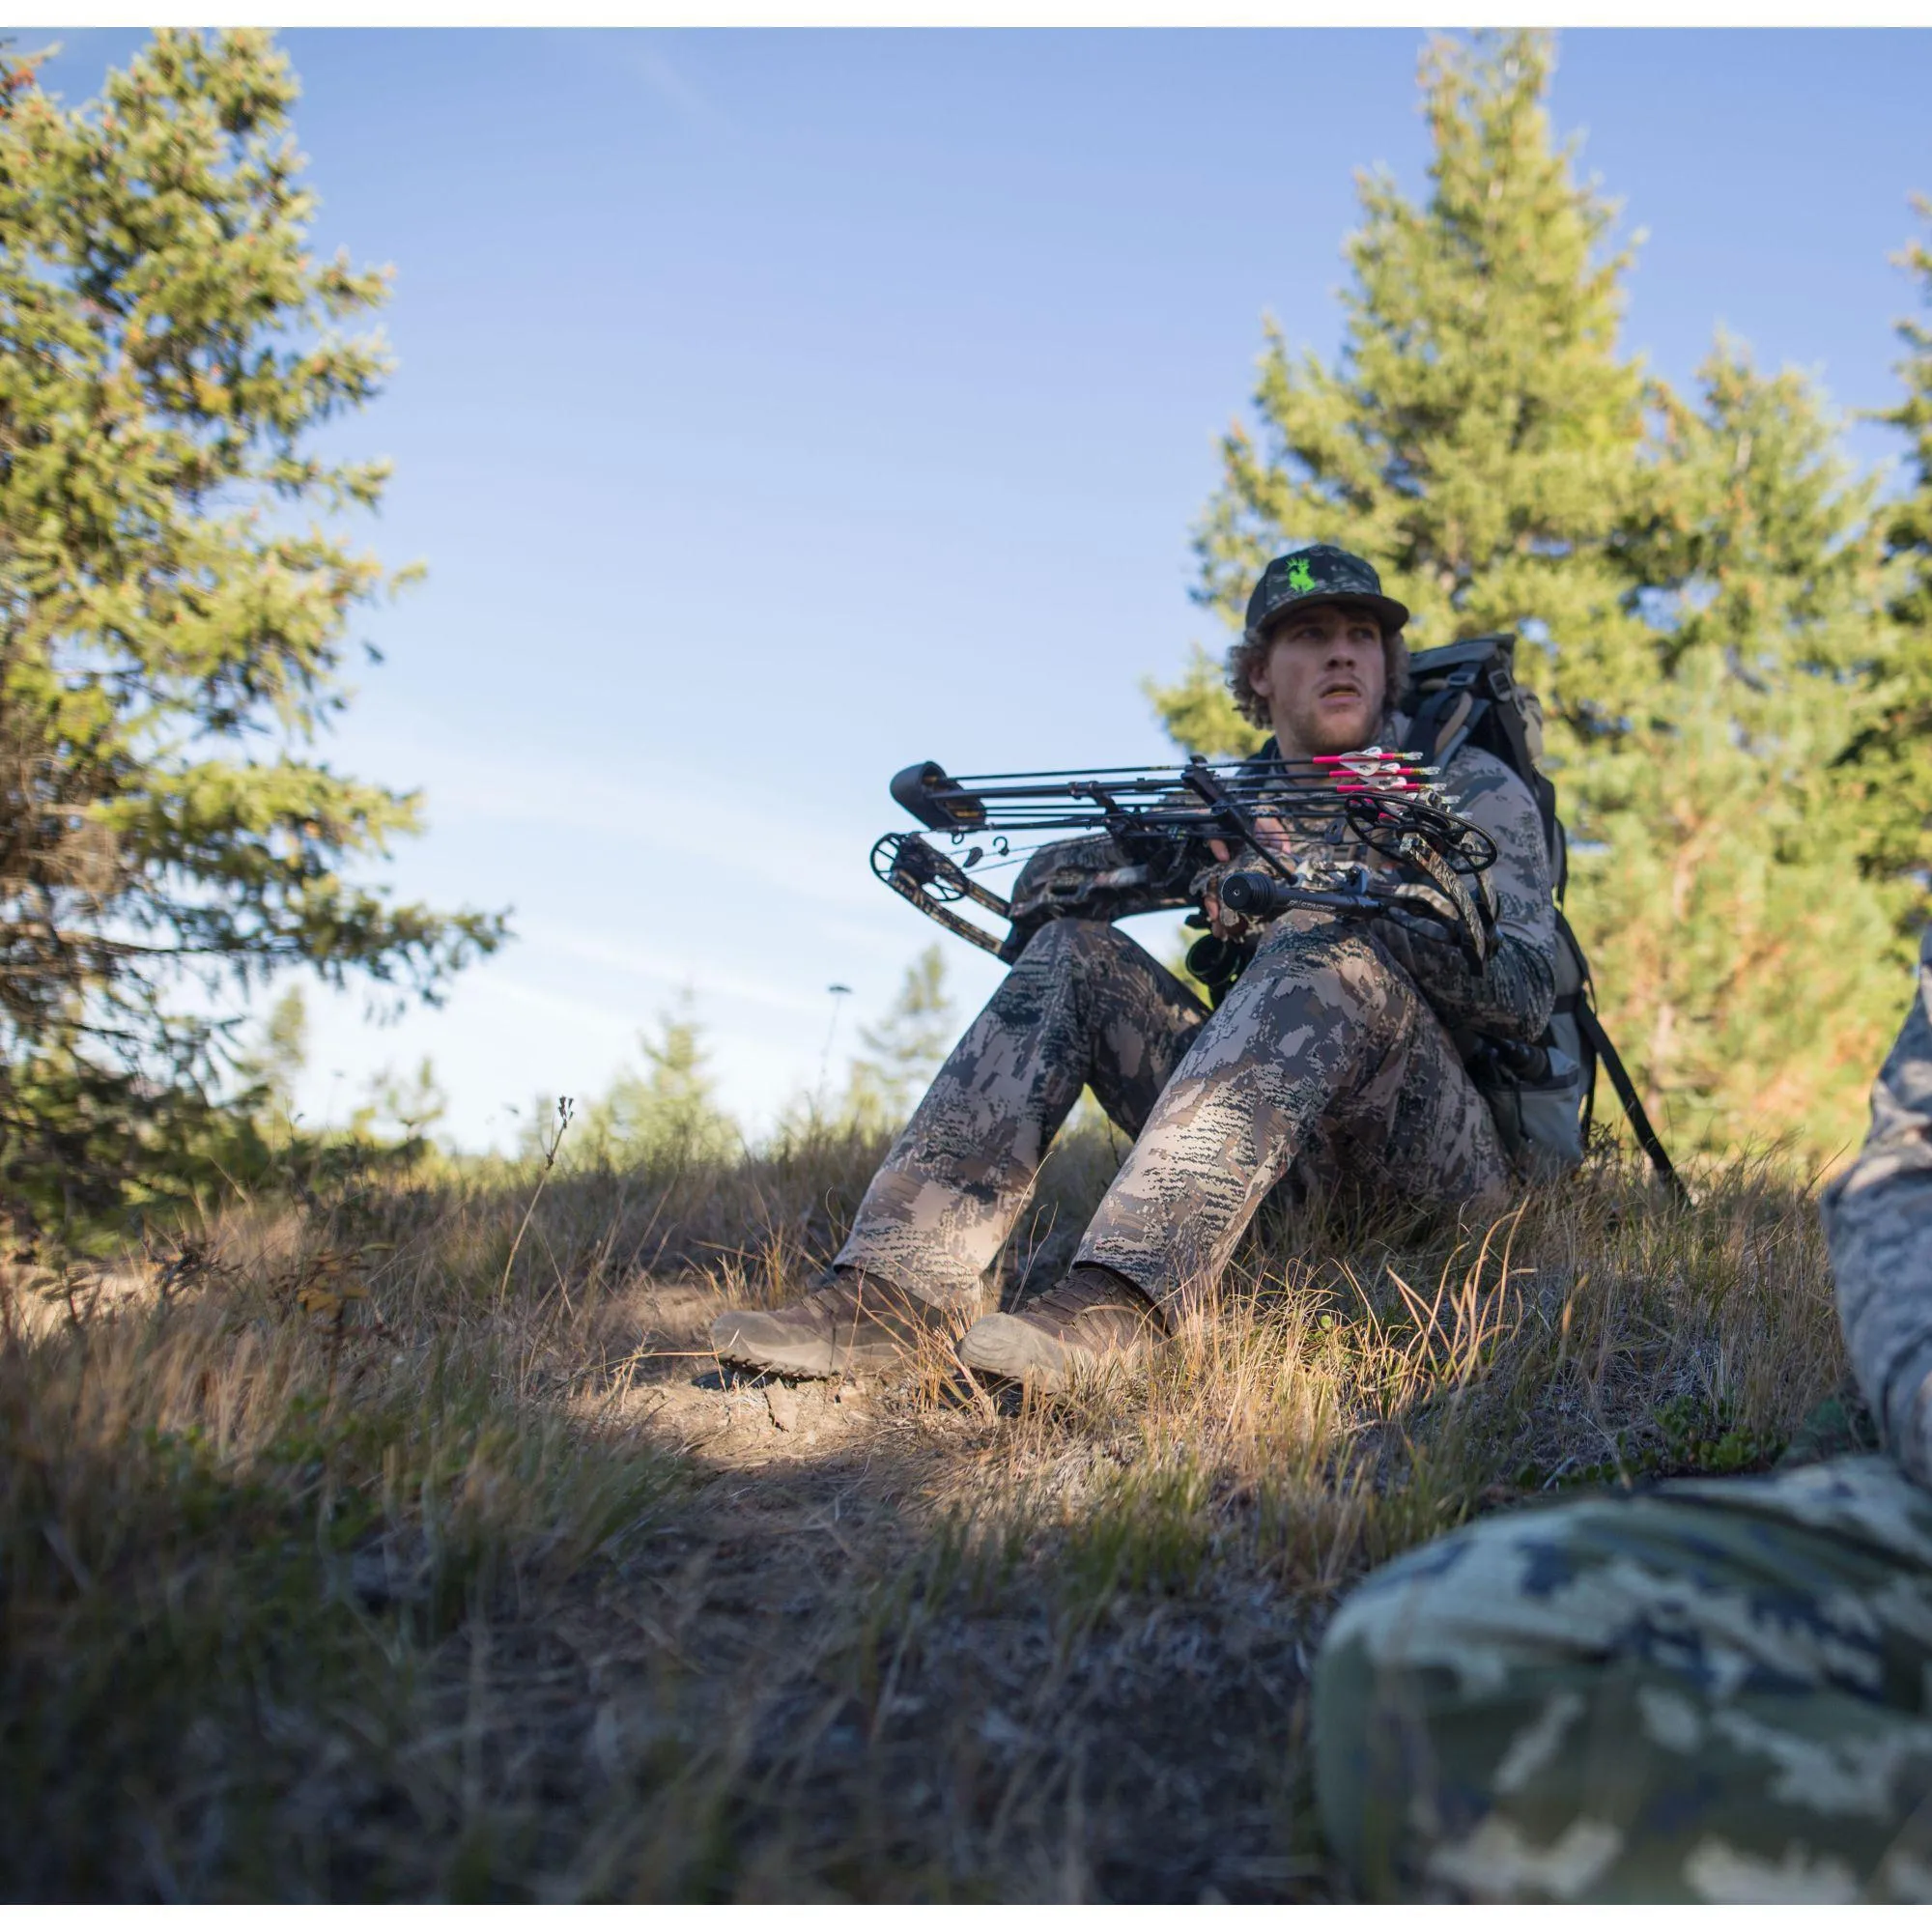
1402, 664, 1486, 768
1555, 908, 1687, 1202
1573, 1003, 1690, 1203
1406, 637, 1566, 895
1480, 656, 1564, 893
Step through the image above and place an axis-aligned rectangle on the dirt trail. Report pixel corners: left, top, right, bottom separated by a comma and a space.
532, 1277, 1328, 1902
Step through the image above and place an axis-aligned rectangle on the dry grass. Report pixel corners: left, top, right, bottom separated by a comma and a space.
0, 1122, 1846, 1900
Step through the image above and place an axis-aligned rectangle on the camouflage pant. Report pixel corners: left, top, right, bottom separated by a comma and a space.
1313, 1455, 1932, 1902
836, 912, 1509, 1313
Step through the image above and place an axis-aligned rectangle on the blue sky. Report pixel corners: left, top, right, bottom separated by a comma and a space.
22, 27, 1932, 1147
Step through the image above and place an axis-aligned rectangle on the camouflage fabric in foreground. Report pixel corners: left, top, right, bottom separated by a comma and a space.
1311, 1456, 1932, 1901
835, 737, 1550, 1314
1821, 923, 1932, 1491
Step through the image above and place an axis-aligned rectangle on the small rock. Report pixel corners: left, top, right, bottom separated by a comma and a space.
836, 1386, 874, 1420
766, 1382, 801, 1432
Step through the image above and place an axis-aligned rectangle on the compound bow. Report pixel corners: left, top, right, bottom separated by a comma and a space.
871, 749, 1500, 967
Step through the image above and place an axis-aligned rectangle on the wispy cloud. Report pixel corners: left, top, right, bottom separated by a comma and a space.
626, 38, 736, 140
534, 921, 840, 1020
355, 730, 887, 916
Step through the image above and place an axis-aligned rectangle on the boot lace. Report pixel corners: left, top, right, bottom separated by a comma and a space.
803, 1270, 933, 1333
1030, 1267, 1159, 1334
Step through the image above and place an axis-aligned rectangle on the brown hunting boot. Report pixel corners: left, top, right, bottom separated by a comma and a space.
956, 1265, 1167, 1393
710, 1268, 953, 1378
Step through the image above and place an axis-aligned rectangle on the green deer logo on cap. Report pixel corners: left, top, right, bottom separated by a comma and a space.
1286, 556, 1316, 594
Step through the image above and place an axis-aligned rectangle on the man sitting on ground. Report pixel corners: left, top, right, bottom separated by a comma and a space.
713, 544, 1558, 1392
1310, 938, 1932, 1902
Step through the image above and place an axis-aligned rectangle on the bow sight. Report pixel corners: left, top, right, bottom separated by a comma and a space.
870, 751, 1501, 967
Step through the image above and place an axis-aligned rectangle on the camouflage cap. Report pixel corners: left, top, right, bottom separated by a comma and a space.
1245, 545, 1408, 638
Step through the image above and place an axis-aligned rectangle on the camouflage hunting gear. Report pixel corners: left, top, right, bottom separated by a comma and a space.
832, 734, 1555, 1314
1821, 923, 1932, 1491
1010, 737, 1554, 1034
1064, 909, 1514, 1306
832, 915, 1208, 1310
1307, 923, 1932, 1902
1312, 1455, 1932, 1901
1244, 544, 1409, 639
1366, 744, 1553, 1040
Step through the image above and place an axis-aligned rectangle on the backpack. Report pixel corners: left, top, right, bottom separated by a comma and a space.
1402, 635, 1683, 1195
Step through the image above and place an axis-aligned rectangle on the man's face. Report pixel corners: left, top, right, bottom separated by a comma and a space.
1247, 601, 1386, 756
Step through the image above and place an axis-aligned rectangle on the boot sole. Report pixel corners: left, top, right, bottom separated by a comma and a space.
708, 1316, 839, 1378
708, 1315, 929, 1379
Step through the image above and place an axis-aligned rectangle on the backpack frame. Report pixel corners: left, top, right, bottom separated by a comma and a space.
1402, 635, 1685, 1197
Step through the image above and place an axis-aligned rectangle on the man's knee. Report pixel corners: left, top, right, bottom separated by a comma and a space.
1014, 915, 1143, 978
1198, 919, 1420, 1094
1249, 916, 1412, 1012
1311, 1574, 1399, 1883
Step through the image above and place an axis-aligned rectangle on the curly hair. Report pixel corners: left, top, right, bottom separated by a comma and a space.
1225, 613, 1410, 730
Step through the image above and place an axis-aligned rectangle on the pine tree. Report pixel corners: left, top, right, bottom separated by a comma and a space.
240, 983, 308, 1124
354, 1055, 446, 1144
843, 946, 955, 1131
1884, 202, 1932, 636
582, 994, 738, 1167
1840, 199, 1932, 909
0, 32, 503, 1226
1581, 345, 1902, 1156
1151, 30, 1654, 757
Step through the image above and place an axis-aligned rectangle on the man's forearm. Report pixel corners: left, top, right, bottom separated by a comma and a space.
1822, 930, 1932, 1487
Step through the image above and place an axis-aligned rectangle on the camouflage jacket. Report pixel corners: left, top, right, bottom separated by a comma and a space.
1006, 729, 1556, 1046
1822, 927, 1932, 1492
